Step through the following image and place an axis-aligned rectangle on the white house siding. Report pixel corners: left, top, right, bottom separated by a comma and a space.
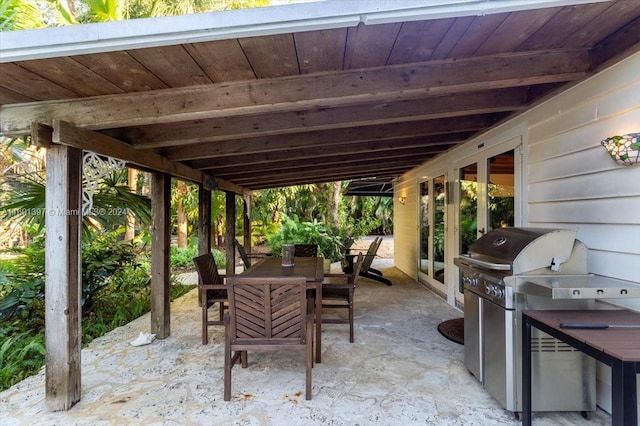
393, 171, 418, 280
394, 51, 640, 416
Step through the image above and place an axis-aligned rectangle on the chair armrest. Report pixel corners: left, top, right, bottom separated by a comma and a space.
322, 283, 354, 290
199, 284, 227, 291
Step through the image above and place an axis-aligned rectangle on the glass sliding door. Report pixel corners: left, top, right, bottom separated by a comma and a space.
459, 163, 478, 256
419, 180, 429, 275
419, 174, 446, 283
433, 175, 446, 283
487, 150, 515, 230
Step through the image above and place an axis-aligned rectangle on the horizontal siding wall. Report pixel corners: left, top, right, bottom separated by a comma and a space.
393, 172, 418, 279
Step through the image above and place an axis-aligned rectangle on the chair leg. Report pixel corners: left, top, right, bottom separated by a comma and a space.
348, 297, 354, 343
224, 326, 231, 401
218, 301, 224, 322
202, 300, 208, 345
306, 322, 313, 400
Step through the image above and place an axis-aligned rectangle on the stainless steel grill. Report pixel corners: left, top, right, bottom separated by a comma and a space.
454, 227, 638, 416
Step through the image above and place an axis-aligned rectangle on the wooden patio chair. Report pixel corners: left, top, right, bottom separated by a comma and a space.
224, 276, 314, 401
294, 244, 318, 257
234, 238, 267, 270
322, 252, 364, 343
193, 253, 227, 345
341, 237, 392, 286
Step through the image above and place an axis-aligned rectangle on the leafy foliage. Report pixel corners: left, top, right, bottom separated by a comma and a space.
265, 215, 343, 261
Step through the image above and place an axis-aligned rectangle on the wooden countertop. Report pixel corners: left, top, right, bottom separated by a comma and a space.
522, 310, 640, 362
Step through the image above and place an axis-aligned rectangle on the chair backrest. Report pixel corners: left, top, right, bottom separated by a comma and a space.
193, 253, 223, 285
361, 237, 382, 271
294, 244, 318, 257
226, 276, 308, 345
350, 252, 365, 284
234, 238, 251, 269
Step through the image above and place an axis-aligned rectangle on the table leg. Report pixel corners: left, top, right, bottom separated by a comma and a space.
611, 359, 637, 426
315, 283, 322, 363
522, 315, 533, 426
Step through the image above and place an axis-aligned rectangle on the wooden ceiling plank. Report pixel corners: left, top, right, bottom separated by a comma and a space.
0, 50, 588, 135
0, 62, 81, 101
387, 18, 455, 65
294, 28, 347, 74
516, 3, 612, 51
0, 86, 37, 105
562, 1, 640, 47
344, 22, 402, 68
183, 39, 256, 82
19, 57, 126, 96
590, 17, 640, 69
128, 88, 526, 148
127, 45, 213, 87
447, 14, 509, 58
73, 51, 169, 92
430, 16, 476, 60
475, 8, 561, 56
51, 120, 247, 195
161, 114, 497, 161
238, 33, 299, 78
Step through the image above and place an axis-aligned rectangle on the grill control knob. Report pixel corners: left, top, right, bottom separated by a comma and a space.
470, 277, 479, 287
485, 284, 495, 296
493, 287, 504, 299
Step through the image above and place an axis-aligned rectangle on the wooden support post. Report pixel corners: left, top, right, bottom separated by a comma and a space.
151, 172, 171, 339
243, 196, 251, 256
44, 144, 82, 411
198, 185, 212, 256
197, 185, 212, 306
225, 191, 236, 276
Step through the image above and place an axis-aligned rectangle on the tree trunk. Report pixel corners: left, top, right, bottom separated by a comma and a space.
327, 181, 341, 233
176, 180, 188, 248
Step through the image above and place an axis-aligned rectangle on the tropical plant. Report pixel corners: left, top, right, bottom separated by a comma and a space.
265, 214, 343, 261
0, 0, 46, 31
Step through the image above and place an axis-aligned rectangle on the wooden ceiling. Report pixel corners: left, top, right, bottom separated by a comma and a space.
1, 1, 639, 193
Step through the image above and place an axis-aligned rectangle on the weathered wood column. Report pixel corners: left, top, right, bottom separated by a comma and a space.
197, 185, 212, 306
198, 185, 212, 256
45, 144, 82, 411
243, 196, 251, 255
150, 172, 171, 338
225, 191, 236, 275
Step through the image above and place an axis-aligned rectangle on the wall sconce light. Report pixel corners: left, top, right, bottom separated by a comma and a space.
398, 196, 406, 205
601, 133, 640, 166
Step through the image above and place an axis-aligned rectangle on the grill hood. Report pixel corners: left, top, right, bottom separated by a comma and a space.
461, 227, 587, 275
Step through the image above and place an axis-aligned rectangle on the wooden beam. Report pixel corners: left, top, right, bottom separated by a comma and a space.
161, 114, 500, 161
225, 191, 236, 276
45, 144, 82, 411
31, 122, 52, 148
49, 120, 248, 195
151, 172, 171, 339
189, 134, 464, 171
0, 50, 589, 134
125, 87, 527, 148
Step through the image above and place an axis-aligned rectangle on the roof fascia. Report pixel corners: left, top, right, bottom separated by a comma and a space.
0, 0, 610, 63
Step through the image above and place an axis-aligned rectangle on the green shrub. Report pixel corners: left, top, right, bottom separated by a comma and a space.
265, 215, 343, 261
170, 238, 226, 270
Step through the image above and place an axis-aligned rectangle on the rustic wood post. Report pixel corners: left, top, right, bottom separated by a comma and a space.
225, 191, 236, 275
197, 185, 212, 305
150, 172, 171, 338
44, 144, 82, 411
243, 196, 251, 255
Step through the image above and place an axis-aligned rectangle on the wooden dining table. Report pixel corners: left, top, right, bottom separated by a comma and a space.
239, 256, 325, 363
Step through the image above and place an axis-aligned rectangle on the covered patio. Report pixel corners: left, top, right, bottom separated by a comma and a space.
1, 0, 639, 419
0, 260, 611, 425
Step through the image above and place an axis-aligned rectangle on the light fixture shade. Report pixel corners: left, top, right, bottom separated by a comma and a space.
601, 133, 640, 166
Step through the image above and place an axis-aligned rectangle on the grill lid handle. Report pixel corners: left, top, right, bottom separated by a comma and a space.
457, 255, 511, 271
